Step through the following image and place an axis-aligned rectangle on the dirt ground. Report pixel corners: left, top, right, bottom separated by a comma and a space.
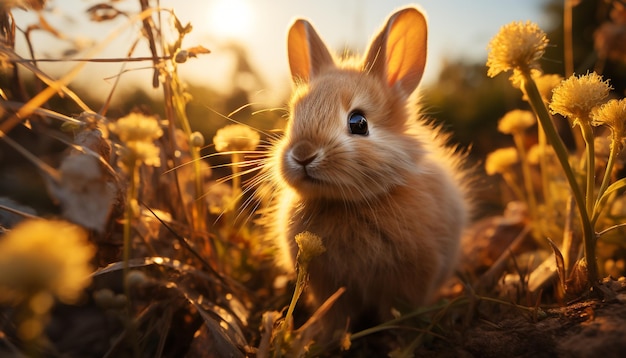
414, 298, 626, 358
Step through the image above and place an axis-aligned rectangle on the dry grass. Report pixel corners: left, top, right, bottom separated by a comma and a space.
1, 1, 626, 357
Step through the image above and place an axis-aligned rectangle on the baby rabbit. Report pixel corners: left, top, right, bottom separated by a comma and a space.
263, 6, 470, 340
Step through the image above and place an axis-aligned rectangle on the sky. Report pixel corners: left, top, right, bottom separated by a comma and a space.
11, 0, 552, 105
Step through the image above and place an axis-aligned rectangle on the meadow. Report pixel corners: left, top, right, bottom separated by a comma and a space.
1, 0, 626, 357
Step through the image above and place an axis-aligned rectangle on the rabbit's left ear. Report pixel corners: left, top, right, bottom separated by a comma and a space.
287, 19, 334, 84
365, 7, 427, 98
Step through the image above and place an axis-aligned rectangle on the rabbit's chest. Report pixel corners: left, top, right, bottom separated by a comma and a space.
289, 201, 413, 268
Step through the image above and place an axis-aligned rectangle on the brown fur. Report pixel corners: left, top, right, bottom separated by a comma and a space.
261, 6, 471, 340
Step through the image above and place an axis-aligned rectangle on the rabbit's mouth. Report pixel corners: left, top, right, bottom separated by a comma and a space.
290, 167, 324, 187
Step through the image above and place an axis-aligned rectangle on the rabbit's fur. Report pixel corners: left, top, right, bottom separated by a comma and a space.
262, 6, 471, 339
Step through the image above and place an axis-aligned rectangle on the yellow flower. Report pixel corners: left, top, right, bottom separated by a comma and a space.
527, 145, 541, 165
109, 113, 163, 172
125, 141, 162, 167
295, 231, 326, 268
213, 124, 260, 152
485, 147, 519, 175
0, 219, 95, 305
592, 98, 626, 151
498, 110, 536, 135
532, 73, 564, 103
487, 21, 548, 82
109, 113, 163, 143
204, 181, 234, 214
549, 72, 612, 125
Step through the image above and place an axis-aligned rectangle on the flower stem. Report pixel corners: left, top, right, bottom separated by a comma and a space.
594, 141, 619, 220
537, 121, 553, 210
162, 71, 206, 233
513, 133, 538, 221
579, 123, 596, 217
285, 267, 306, 327
124, 162, 138, 291
502, 172, 526, 203
123, 161, 140, 358
273, 264, 307, 357
231, 152, 242, 208
522, 74, 598, 287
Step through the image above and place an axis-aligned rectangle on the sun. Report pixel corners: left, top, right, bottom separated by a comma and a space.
206, 0, 254, 40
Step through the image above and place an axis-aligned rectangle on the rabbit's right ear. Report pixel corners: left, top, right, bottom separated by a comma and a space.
364, 7, 427, 99
287, 19, 334, 83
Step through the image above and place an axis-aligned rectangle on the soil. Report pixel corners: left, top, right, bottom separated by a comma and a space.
415, 298, 626, 358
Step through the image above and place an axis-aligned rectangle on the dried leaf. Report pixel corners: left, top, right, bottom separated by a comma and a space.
173, 15, 193, 35
186, 45, 211, 58
186, 318, 245, 358
546, 237, 566, 292
86, 4, 125, 22
565, 258, 590, 297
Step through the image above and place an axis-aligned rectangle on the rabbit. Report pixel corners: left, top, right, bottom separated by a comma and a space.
261, 5, 471, 341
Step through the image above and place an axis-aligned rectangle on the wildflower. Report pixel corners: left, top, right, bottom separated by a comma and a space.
0, 219, 95, 305
295, 231, 326, 268
213, 124, 260, 152
531, 73, 563, 103
498, 109, 536, 135
487, 21, 548, 83
120, 140, 162, 167
109, 113, 163, 143
205, 181, 234, 214
591, 99, 626, 151
109, 113, 163, 173
527, 144, 542, 165
213, 124, 260, 210
485, 147, 519, 175
549, 72, 612, 126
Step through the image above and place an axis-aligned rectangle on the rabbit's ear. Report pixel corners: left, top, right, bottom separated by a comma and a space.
287, 19, 334, 83
365, 7, 427, 98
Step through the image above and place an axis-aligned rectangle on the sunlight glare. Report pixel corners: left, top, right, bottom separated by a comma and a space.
207, 0, 254, 40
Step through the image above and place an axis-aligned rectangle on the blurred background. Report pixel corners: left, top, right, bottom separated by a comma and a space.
8, 0, 617, 141
4, 0, 626, 213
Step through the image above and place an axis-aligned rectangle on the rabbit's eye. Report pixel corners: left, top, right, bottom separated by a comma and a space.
348, 111, 369, 136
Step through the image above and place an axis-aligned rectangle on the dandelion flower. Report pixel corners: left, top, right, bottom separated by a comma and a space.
125, 141, 162, 167
550, 72, 612, 125
295, 231, 326, 268
498, 110, 536, 135
109, 113, 163, 143
487, 21, 548, 81
592, 98, 626, 151
485, 147, 519, 175
531, 73, 563, 103
0, 219, 95, 305
213, 124, 260, 152
109, 113, 163, 172
204, 181, 234, 215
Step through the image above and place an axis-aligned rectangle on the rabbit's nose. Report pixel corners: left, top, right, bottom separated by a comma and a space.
290, 141, 318, 166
